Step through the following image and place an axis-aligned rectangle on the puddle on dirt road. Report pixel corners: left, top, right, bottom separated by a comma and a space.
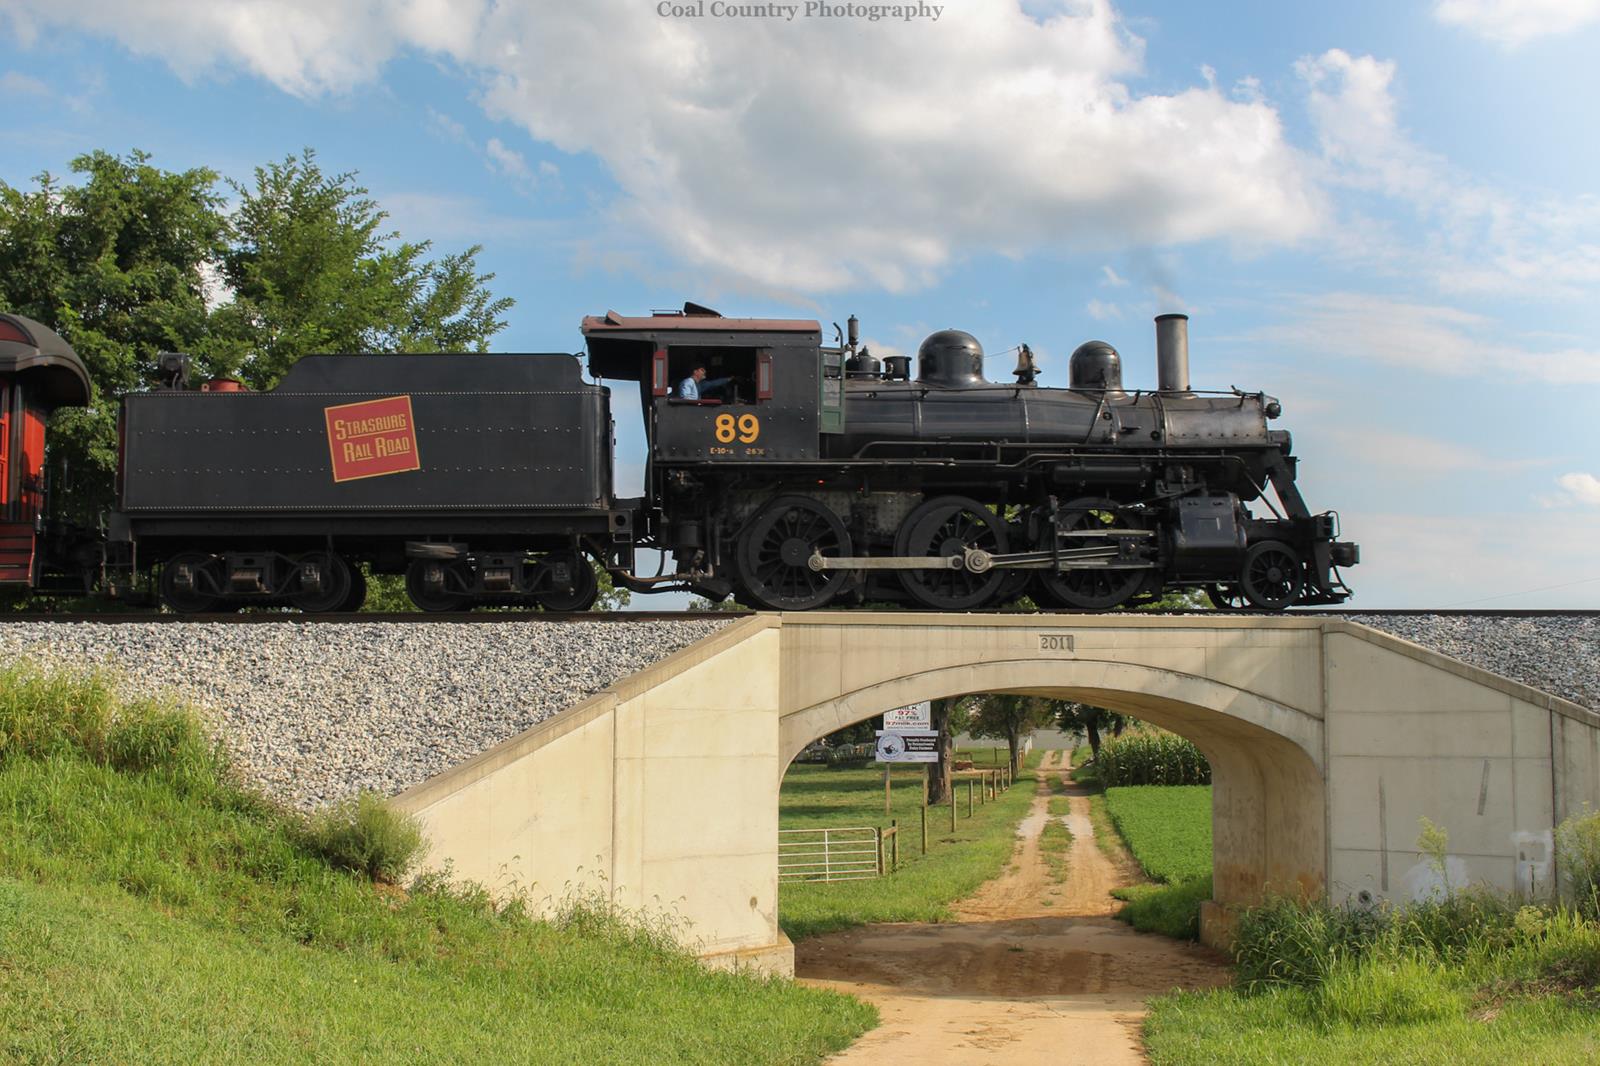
797, 750, 1229, 1065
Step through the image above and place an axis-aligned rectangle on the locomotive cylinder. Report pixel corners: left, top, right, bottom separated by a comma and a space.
1155, 313, 1191, 394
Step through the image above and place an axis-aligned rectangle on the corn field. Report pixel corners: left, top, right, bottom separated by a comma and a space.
1096, 731, 1211, 786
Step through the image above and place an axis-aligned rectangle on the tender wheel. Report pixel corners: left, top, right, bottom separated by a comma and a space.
736, 495, 852, 610
290, 552, 353, 613
159, 551, 223, 613
1033, 497, 1146, 610
895, 496, 1008, 611
1205, 583, 1249, 611
1240, 541, 1303, 611
535, 551, 600, 612
339, 564, 369, 612
405, 559, 467, 612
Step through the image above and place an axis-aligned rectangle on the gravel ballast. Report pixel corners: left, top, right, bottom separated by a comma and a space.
0, 619, 731, 810
1, 613, 1593, 810
1336, 614, 1600, 714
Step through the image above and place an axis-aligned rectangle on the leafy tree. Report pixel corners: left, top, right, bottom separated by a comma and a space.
965, 693, 1053, 775
0, 150, 226, 523
1052, 699, 1128, 760
207, 151, 512, 386
0, 148, 513, 527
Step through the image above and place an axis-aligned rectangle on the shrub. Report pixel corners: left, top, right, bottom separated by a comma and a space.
1232, 895, 1388, 990
0, 663, 221, 787
304, 791, 427, 883
1556, 809, 1600, 920
1096, 731, 1210, 787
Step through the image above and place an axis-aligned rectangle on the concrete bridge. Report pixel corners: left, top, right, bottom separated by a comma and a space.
393, 613, 1600, 976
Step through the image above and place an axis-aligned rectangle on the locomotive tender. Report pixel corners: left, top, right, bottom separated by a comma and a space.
0, 303, 1357, 613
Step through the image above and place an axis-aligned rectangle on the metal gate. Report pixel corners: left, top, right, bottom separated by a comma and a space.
778, 826, 884, 882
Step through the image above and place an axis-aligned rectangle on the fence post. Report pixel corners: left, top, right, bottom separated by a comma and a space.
949, 779, 956, 831
967, 779, 974, 817
891, 819, 899, 870
876, 826, 884, 877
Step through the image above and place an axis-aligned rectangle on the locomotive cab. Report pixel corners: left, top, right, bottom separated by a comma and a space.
0, 314, 91, 588
582, 303, 835, 466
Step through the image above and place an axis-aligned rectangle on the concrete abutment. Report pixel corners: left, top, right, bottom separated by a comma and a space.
393, 613, 1600, 973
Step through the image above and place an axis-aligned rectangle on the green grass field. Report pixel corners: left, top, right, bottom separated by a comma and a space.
0, 666, 873, 1065
777, 748, 1041, 938
1103, 785, 1212, 884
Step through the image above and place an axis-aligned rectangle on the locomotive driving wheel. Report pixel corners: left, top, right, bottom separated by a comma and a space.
895, 496, 1008, 611
735, 495, 852, 610
290, 552, 353, 613
1032, 497, 1147, 611
1239, 540, 1303, 611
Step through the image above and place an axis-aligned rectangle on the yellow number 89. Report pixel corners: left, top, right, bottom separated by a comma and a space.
713, 413, 761, 444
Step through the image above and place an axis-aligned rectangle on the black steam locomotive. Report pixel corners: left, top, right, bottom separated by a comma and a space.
0, 303, 1357, 613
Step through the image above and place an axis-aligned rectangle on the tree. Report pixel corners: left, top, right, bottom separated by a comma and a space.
925, 696, 969, 805
1052, 699, 1129, 760
0, 150, 226, 523
0, 148, 513, 525
965, 693, 1054, 775
208, 151, 512, 386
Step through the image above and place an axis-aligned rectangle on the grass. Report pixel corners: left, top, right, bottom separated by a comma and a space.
1104, 784, 1212, 884
0, 664, 874, 1064
1040, 795, 1072, 883
778, 747, 1043, 938
1146, 901, 1600, 1065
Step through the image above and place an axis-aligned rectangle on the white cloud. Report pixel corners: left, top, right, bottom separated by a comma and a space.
2, 0, 1322, 292
1335, 508, 1600, 607
1295, 48, 1600, 299
0, 71, 50, 96
1323, 429, 1548, 474
1253, 292, 1600, 384
1100, 264, 1128, 286
1434, 0, 1600, 46
1085, 297, 1122, 320
1555, 472, 1600, 505
484, 137, 532, 182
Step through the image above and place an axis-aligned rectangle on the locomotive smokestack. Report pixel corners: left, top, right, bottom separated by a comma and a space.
1155, 313, 1191, 394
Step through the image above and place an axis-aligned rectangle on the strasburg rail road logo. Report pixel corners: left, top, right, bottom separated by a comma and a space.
325, 396, 421, 482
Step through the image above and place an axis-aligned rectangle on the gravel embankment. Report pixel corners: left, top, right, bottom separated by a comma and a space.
1336, 614, 1599, 713
0, 619, 731, 810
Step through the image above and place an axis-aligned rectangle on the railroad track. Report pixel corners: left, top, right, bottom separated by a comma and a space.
1, 608, 1594, 624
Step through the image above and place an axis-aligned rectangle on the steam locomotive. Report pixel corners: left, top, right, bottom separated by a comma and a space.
0, 303, 1357, 613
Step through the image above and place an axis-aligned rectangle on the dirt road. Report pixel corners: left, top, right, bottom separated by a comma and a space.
797, 751, 1229, 1065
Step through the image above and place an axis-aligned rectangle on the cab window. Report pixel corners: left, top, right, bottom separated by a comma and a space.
667, 346, 771, 404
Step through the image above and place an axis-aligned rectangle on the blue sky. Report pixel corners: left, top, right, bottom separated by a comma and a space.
3, 0, 1598, 607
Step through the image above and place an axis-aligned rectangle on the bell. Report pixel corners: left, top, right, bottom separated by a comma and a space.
1013, 343, 1039, 385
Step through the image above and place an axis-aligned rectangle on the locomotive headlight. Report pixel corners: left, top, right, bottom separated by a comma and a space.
1265, 398, 1282, 419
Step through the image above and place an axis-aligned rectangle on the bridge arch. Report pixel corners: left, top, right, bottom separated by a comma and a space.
781, 657, 1327, 915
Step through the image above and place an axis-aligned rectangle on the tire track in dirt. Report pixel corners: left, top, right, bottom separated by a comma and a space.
797, 750, 1229, 1065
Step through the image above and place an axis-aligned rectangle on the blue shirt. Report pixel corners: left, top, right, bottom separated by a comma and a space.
676, 375, 729, 400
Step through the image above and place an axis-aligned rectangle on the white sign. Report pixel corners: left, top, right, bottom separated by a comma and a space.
882, 701, 932, 730
875, 729, 940, 763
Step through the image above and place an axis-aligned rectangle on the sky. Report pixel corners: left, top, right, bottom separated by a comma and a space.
2, 0, 1598, 608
